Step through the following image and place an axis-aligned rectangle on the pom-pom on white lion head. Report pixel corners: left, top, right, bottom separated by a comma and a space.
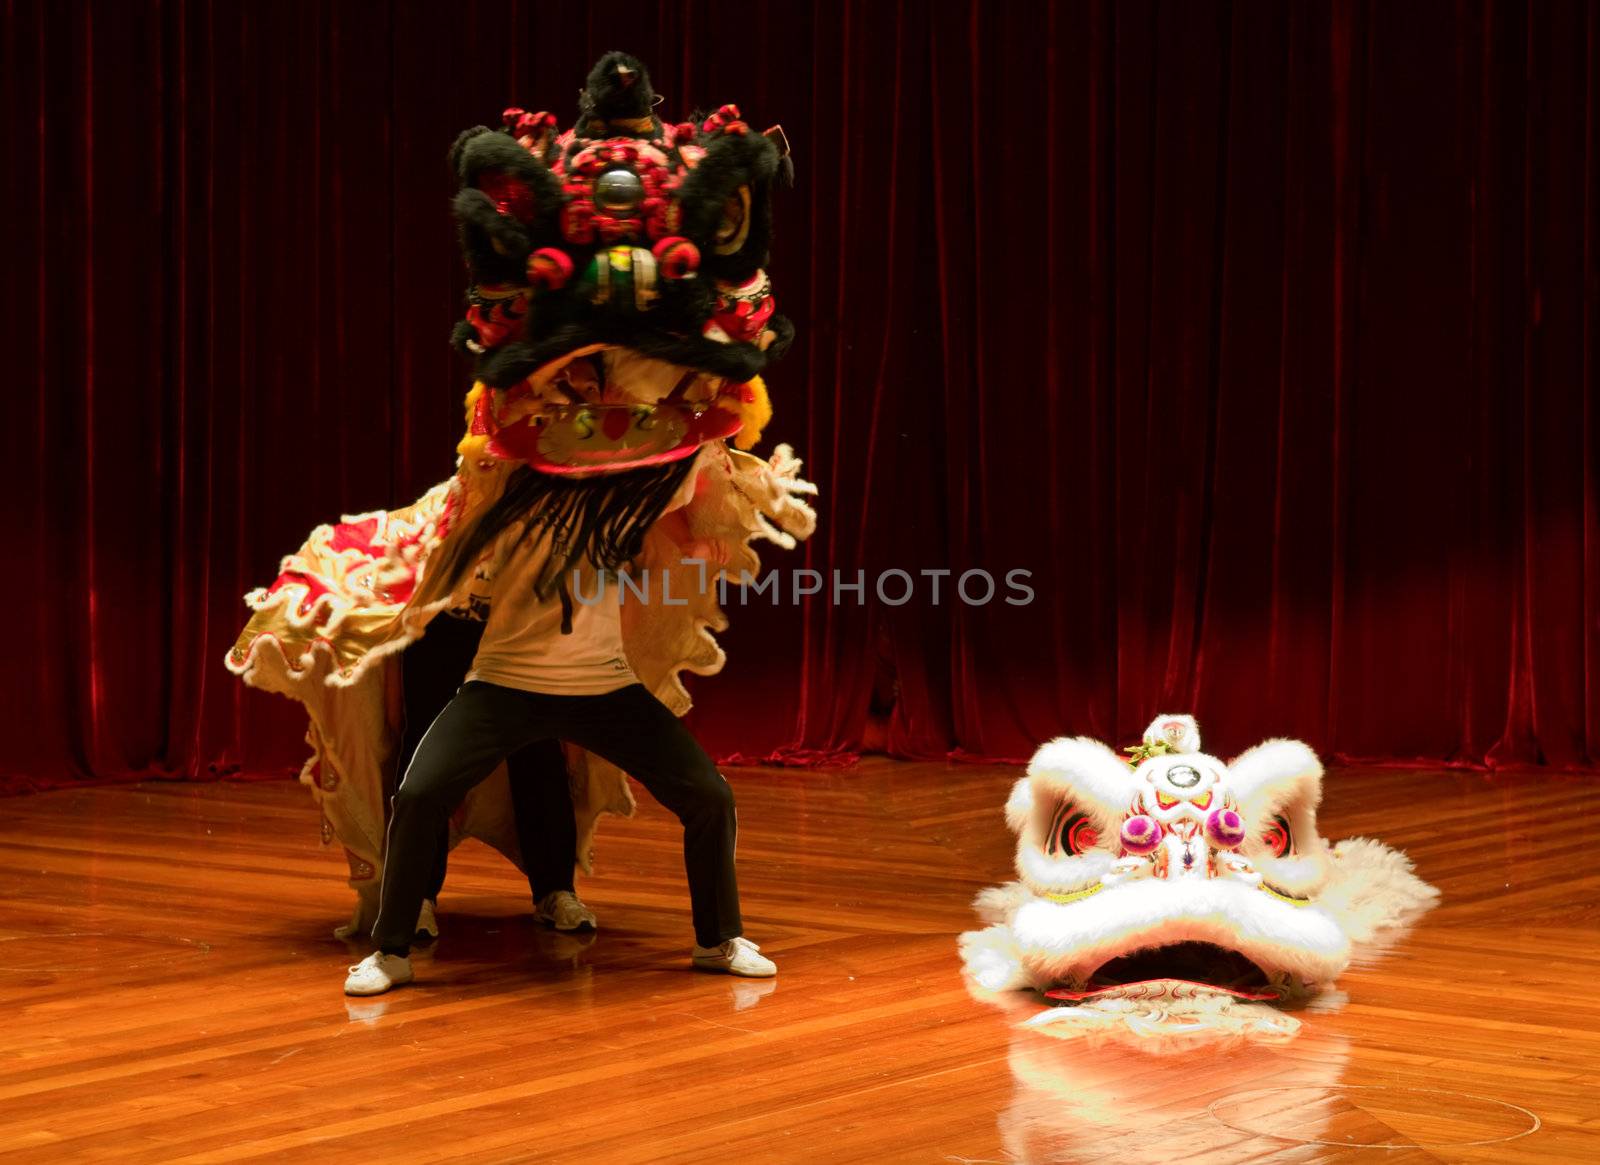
963, 715, 1436, 1019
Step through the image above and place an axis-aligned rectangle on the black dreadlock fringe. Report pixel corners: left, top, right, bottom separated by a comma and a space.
438, 457, 699, 603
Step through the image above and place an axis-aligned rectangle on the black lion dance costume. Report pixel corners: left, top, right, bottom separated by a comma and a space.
228, 53, 816, 991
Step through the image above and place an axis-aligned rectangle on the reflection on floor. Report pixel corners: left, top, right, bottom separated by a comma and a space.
0, 760, 1594, 1162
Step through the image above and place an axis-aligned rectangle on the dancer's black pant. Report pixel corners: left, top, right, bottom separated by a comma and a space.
396, 615, 574, 904
372, 680, 742, 955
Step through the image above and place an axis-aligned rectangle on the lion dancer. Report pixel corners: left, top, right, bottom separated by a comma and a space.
226, 53, 816, 996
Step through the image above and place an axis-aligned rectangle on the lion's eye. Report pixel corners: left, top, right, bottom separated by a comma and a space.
1046, 803, 1100, 856
1262, 814, 1294, 858
713, 185, 752, 254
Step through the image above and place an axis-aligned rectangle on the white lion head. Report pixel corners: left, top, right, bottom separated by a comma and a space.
963, 715, 1435, 1012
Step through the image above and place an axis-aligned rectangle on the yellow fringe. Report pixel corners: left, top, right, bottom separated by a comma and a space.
458, 383, 488, 460
731, 376, 773, 451
1258, 882, 1311, 906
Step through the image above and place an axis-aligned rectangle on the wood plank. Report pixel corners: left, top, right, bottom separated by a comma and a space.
0, 761, 1596, 1161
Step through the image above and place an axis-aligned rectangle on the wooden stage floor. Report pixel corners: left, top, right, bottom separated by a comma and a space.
1, 759, 1597, 1163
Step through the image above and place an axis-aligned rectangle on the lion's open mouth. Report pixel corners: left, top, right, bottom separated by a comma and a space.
1044, 942, 1283, 1004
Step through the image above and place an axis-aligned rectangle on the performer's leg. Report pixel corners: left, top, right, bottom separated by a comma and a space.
559, 685, 743, 951
508, 738, 597, 931
507, 738, 579, 898
397, 615, 487, 909
368, 681, 545, 957
396, 661, 450, 908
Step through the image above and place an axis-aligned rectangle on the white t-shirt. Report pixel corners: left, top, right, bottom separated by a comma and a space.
466, 542, 638, 695
466, 452, 702, 696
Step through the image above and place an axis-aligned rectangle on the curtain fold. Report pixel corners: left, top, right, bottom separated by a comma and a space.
3, 0, 1596, 793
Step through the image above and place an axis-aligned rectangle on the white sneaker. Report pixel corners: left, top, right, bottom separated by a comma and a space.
343, 952, 413, 996
536, 890, 598, 932
415, 898, 439, 940
692, 936, 776, 978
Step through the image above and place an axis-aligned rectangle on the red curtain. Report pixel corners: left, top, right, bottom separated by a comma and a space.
3, 0, 1596, 793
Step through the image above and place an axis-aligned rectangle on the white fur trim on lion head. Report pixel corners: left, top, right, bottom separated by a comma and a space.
1227, 738, 1330, 897
1013, 737, 1135, 896
1143, 714, 1201, 754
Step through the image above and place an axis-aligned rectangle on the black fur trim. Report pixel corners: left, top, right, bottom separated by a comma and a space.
452, 189, 530, 285
578, 51, 660, 137
457, 131, 544, 183
449, 319, 479, 356
621, 329, 771, 382
471, 317, 773, 387
677, 133, 780, 285
454, 132, 566, 234
448, 126, 493, 175
473, 331, 585, 386
436, 457, 698, 599
763, 314, 796, 364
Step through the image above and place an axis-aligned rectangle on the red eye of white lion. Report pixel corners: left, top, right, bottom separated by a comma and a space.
1046, 803, 1099, 856
1262, 814, 1294, 858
